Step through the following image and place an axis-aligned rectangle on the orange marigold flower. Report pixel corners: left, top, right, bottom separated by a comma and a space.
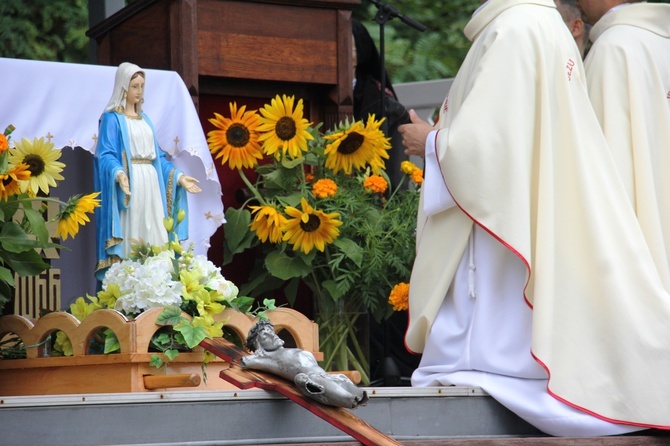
363, 175, 388, 194
388, 282, 409, 311
312, 178, 338, 199
401, 160, 418, 175
305, 172, 315, 183
0, 134, 8, 153
411, 169, 423, 186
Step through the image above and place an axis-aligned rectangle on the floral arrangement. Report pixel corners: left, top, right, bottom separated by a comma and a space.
0, 124, 100, 312
52, 219, 261, 370
207, 95, 421, 383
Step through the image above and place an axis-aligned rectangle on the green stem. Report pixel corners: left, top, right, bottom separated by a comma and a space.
237, 168, 266, 205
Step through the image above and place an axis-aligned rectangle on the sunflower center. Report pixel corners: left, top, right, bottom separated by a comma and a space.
299, 214, 321, 233
1, 177, 12, 186
275, 117, 297, 141
337, 132, 364, 155
226, 123, 250, 148
23, 154, 46, 177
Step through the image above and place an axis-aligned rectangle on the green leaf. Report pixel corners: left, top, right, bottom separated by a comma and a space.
322, 279, 346, 301
22, 208, 49, 244
155, 305, 183, 325
228, 295, 255, 314
280, 156, 304, 169
164, 349, 180, 361
149, 354, 164, 369
0, 266, 15, 286
0, 222, 43, 253
174, 320, 208, 348
333, 238, 364, 267
2, 249, 49, 276
284, 277, 300, 307
265, 251, 311, 280
103, 329, 120, 354
223, 207, 253, 255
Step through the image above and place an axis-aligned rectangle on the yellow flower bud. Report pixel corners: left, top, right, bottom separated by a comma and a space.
163, 217, 174, 232
170, 241, 183, 254
177, 209, 186, 223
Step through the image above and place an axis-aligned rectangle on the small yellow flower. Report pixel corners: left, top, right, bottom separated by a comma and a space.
163, 217, 174, 232
312, 178, 338, 199
363, 175, 388, 194
70, 295, 102, 321
388, 282, 410, 311
282, 197, 342, 254
56, 192, 101, 240
249, 205, 287, 243
177, 208, 186, 223
411, 169, 423, 186
401, 160, 418, 175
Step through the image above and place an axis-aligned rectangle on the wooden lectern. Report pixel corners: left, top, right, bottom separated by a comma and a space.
88, 0, 360, 278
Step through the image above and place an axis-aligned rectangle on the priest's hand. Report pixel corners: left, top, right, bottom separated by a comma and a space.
179, 175, 202, 194
399, 109, 432, 158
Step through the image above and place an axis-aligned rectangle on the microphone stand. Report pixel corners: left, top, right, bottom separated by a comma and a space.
367, 0, 425, 386
369, 0, 426, 135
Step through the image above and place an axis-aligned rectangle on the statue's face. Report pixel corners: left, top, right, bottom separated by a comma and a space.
257, 326, 284, 351
126, 74, 144, 107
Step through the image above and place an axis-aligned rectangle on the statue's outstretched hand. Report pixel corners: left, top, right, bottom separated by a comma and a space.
117, 171, 131, 196
179, 175, 202, 194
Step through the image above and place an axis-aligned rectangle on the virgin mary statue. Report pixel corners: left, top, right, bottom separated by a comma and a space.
94, 62, 201, 281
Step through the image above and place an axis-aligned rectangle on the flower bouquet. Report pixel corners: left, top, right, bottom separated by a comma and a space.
0, 124, 100, 313
207, 95, 421, 384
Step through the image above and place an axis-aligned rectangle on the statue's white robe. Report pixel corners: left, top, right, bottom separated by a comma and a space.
407, 0, 670, 435
585, 3, 670, 288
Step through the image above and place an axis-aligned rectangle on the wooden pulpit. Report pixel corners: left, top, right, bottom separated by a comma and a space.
88, 0, 360, 287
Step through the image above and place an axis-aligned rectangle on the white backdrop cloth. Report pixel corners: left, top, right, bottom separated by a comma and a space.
0, 57, 224, 256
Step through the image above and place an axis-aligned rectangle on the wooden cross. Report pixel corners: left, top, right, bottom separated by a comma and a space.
45, 132, 54, 142
200, 337, 403, 446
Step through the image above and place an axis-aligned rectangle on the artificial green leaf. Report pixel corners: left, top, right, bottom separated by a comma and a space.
228, 295, 255, 314
155, 305, 183, 325
149, 354, 164, 369
174, 320, 208, 348
164, 348, 180, 361
103, 329, 120, 354
265, 251, 311, 280
333, 238, 364, 267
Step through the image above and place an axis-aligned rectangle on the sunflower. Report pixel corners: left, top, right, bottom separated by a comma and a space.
323, 115, 391, 175
249, 205, 287, 243
282, 197, 342, 254
9, 137, 65, 194
207, 102, 263, 170
312, 178, 338, 199
0, 163, 31, 201
363, 175, 388, 194
257, 94, 313, 159
56, 192, 101, 240
388, 282, 410, 311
